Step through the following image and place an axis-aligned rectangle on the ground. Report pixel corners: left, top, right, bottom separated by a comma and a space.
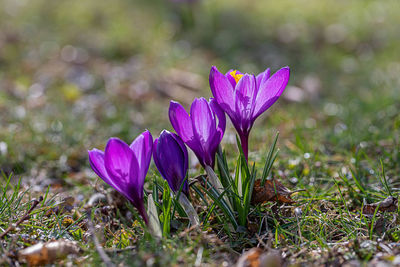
0, 0, 400, 266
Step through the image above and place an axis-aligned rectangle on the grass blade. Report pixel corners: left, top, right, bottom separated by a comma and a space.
261, 132, 280, 186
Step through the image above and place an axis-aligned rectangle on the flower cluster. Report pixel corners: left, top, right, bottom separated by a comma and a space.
88, 66, 290, 225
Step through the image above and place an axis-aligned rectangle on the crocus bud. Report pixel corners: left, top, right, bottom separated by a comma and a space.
153, 130, 189, 195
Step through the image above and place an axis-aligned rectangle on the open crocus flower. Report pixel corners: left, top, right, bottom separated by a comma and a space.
169, 97, 225, 169
153, 130, 189, 195
209, 66, 290, 159
88, 130, 153, 224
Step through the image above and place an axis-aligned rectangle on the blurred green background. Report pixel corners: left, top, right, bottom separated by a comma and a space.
0, 0, 399, 182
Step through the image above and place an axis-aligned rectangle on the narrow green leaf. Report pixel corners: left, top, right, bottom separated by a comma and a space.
369, 203, 381, 239
217, 152, 233, 190
196, 180, 238, 230
161, 181, 173, 237
350, 168, 366, 194
261, 132, 279, 186
379, 158, 392, 196
171, 174, 189, 219
203, 201, 217, 226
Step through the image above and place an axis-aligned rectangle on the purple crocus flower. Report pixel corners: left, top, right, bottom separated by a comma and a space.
153, 130, 189, 195
88, 130, 153, 224
209, 66, 290, 160
169, 97, 225, 169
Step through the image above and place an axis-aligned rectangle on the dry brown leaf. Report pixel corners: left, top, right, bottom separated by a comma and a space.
362, 196, 398, 215
18, 240, 80, 266
236, 248, 282, 267
251, 179, 296, 205
236, 248, 263, 267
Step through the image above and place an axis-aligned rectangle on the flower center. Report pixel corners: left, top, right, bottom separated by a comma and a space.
230, 70, 243, 84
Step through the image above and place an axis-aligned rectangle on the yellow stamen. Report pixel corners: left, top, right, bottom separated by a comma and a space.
229, 70, 243, 84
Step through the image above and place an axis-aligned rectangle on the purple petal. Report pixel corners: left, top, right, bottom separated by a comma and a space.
171, 133, 188, 178
104, 138, 135, 191
128, 149, 142, 203
253, 67, 290, 119
169, 101, 204, 165
186, 141, 205, 168
234, 74, 258, 132
209, 98, 226, 143
88, 149, 122, 192
169, 101, 194, 143
153, 135, 169, 181
209, 66, 235, 117
190, 98, 216, 148
130, 130, 153, 195
135, 201, 148, 225
256, 68, 271, 88
152, 138, 161, 175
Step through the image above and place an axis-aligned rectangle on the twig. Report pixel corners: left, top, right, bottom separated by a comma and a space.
86, 210, 115, 267
291, 247, 307, 259
0, 196, 43, 239
255, 233, 268, 248
104, 246, 137, 253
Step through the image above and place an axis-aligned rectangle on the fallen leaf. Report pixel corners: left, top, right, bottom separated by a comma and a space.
236, 248, 263, 267
362, 196, 398, 215
18, 240, 80, 266
251, 179, 296, 205
372, 216, 386, 235
236, 248, 282, 267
